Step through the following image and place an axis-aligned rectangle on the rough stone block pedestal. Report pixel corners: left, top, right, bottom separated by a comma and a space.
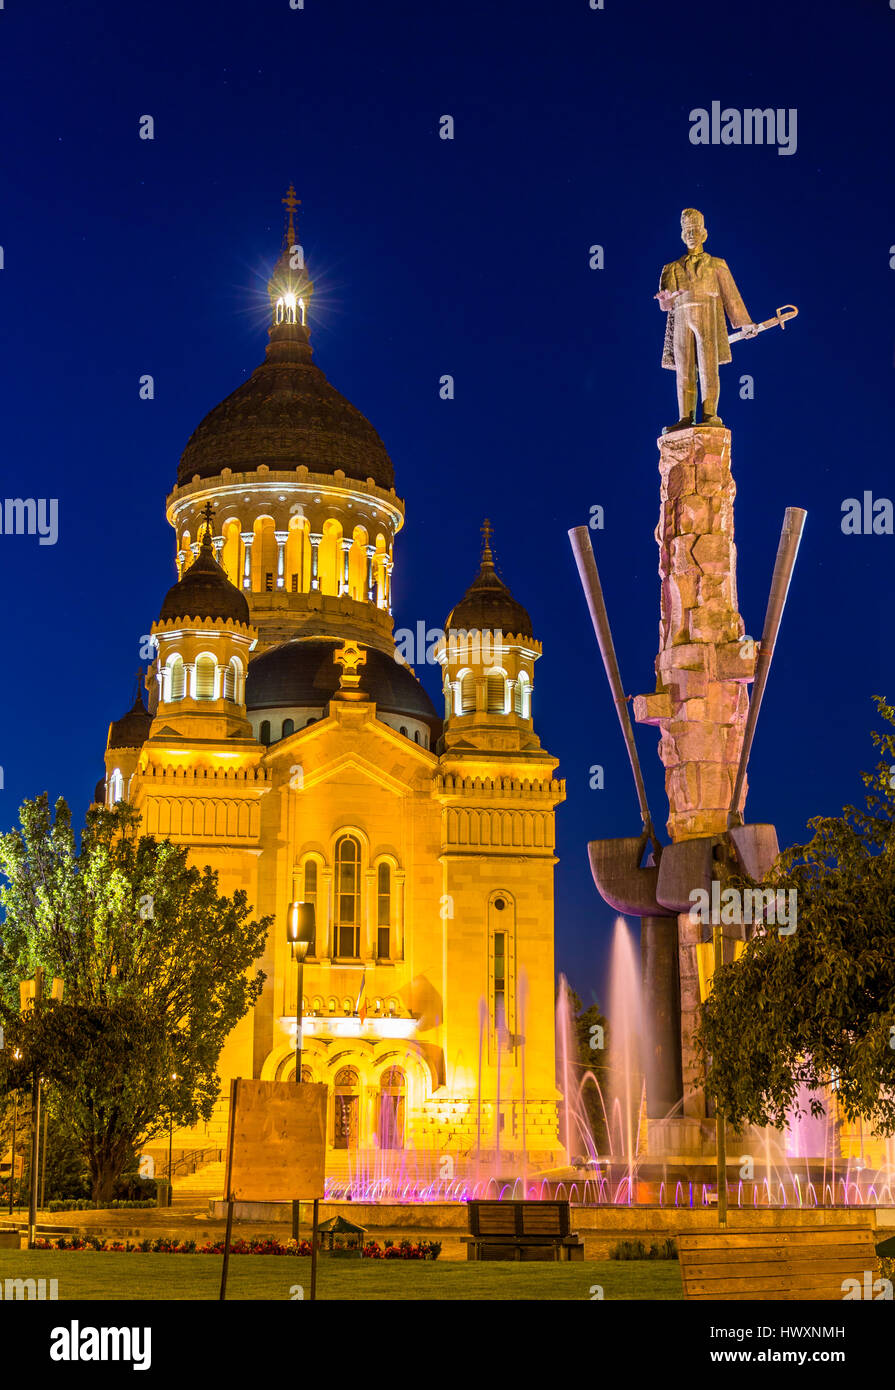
634, 426, 755, 1125
634, 426, 755, 844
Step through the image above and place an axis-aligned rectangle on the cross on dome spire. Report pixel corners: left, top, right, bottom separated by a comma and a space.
282, 184, 301, 249
481, 518, 494, 564
268, 186, 314, 341
197, 501, 217, 557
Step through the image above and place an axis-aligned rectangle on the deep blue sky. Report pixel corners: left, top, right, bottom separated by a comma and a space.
0, 0, 892, 1005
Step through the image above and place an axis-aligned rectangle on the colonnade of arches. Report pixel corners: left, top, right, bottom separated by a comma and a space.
447, 668, 532, 718
178, 515, 393, 608
159, 653, 245, 705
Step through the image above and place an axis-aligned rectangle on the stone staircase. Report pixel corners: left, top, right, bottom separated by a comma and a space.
171, 1160, 226, 1205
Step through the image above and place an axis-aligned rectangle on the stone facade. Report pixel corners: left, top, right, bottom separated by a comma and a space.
100, 208, 566, 1188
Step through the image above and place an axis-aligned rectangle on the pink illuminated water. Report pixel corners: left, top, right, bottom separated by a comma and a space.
319, 915, 895, 1207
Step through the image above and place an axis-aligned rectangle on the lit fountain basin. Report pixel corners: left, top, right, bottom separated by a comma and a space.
214, 914, 895, 1223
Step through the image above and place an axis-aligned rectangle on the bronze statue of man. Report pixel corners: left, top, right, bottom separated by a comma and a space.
657, 209, 758, 431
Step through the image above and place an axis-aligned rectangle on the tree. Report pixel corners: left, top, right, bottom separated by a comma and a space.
0, 796, 269, 1204
697, 697, 895, 1137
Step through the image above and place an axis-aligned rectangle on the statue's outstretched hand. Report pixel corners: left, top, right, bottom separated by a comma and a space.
741, 322, 759, 338
655, 289, 682, 311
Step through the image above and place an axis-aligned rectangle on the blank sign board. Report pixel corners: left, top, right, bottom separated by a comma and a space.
224, 1079, 327, 1202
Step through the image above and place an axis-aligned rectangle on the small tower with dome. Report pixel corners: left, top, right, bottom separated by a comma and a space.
149, 505, 257, 743
437, 520, 542, 754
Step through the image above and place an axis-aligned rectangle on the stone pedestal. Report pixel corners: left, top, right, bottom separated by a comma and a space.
640, 915, 682, 1118
634, 427, 756, 1130
633, 426, 755, 843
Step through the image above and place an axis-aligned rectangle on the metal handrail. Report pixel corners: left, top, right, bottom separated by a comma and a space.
157, 1147, 223, 1181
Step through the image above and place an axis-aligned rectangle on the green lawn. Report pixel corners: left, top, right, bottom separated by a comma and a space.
0, 1250, 682, 1301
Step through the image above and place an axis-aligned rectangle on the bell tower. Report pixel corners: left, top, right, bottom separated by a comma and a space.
437, 521, 543, 754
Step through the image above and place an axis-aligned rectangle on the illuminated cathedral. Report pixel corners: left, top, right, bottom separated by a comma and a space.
97, 192, 566, 1193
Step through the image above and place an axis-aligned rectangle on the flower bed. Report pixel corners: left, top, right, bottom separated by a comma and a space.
44, 1199, 157, 1212
31, 1235, 442, 1260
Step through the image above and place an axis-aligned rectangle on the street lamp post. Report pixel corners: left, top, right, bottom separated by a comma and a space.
286, 902, 315, 1084
286, 902, 316, 1250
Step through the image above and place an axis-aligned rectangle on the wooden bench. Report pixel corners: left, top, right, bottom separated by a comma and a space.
678, 1223, 878, 1300
462, 1200, 584, 1261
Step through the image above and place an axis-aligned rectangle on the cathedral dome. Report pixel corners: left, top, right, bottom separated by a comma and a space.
107, 689, 152, 750
177, 195, 394, 491
177, 349, 395, 490
246, 638, 439, 729
158, 528, 251, 627
445, 523, 534, 640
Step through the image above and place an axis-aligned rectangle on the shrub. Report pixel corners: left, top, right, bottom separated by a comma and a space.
609, 1237, 677, 1261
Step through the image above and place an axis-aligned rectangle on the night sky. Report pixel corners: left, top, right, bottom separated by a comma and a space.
1, 0, 892, 1006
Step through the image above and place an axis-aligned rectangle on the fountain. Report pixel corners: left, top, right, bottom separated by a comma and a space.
320, 911, 895, 1210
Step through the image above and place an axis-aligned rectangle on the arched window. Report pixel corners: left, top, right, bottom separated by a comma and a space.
318, 520, 342, 597
413, 730, 420, 744
303, 859, 318, 956
167, 655, 185, 702
490, 894, 516, 1056
514, 672, 531, 718
459, 672, 476, 714
260, 720, 271, 746
348, 525, 368, 601
221, 520, 242, 586
378, 1066, 406, 1150
195, 655, 216, 700
377, 862, 391, 958
335, 834, 361, 957
108, 768, 124, 805
305, 716, 316, 727
223, 658, 240, 703
282, 718, 294, 738
333, 1067, 359, 1150
486, 671, 506, 714
399, 726, 407, 738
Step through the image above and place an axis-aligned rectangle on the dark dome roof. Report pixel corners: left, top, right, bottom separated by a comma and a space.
107, 691, 153, 750
446, 533, 533, 639
177, 324, 394, 490
94, 776, 106, 804
246, 638, 439, 729
158, 531, 250, 627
